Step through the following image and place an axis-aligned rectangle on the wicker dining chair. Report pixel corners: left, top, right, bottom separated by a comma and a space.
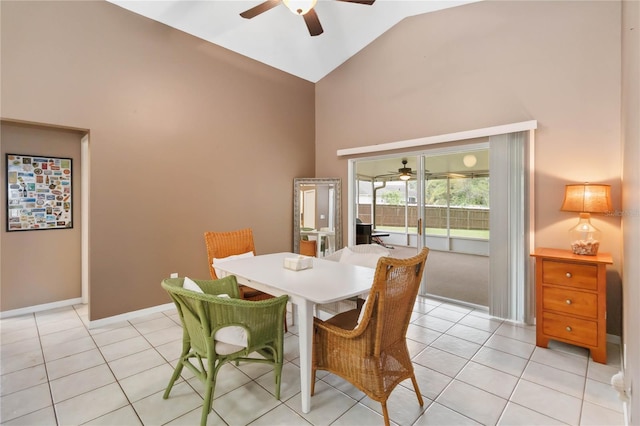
161, 276, 288, 426
299, 239, 317, 257
312, 247, 430, 426
205, 229, 287, 331
204, 228, 269, 301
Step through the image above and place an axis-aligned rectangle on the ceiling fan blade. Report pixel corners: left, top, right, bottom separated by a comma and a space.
335, 0, 376, 5
240, 0, 280, 19
303, 9, 324, 36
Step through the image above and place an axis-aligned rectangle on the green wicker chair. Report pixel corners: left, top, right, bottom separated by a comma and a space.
161, 276, 289, 426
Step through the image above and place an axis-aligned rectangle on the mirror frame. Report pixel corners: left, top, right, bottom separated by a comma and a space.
293, 178, 342, 255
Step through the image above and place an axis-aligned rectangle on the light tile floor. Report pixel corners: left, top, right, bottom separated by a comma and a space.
0, 297, 625, 425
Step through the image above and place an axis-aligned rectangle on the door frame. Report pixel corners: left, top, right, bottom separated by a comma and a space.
343, 121, 537, 323
81, 134, 90, 304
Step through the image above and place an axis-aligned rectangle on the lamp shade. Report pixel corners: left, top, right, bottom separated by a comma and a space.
283, 0, 317, 15
560, 184, 612, 213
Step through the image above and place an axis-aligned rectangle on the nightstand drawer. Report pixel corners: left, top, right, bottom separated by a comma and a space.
542, 287, 598, 318
542, 312, 598, 346
533, 248, 612, 364
542, 260, 598, 290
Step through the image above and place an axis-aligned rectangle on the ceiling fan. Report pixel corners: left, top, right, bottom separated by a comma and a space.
240, 0, 376, 37
373, 159, 420, 181
397, 159, 413, 181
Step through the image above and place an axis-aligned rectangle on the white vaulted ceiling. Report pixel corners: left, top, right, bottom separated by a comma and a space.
107, 0, 479, 82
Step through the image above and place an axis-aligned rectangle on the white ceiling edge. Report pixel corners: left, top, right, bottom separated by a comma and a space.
107, 0, 481, 82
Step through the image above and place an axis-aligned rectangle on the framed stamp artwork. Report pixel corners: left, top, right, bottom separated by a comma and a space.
6, 153, 73, 231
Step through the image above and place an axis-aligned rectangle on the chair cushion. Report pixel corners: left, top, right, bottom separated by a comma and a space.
357, 296, 369, 325
180, 283, 245, 351
215, 341, 247, 356
325, 308, 360, 330
214, 326, 247, 350
213, 251, 254, 277
212, 293, 248, 351
183, 277, 233, 298
183, 277, 204, 293
322, 296, 369, 329
339, 247, 388, 269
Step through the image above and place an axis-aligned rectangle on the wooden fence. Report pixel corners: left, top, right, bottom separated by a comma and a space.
357, 204, 489, 230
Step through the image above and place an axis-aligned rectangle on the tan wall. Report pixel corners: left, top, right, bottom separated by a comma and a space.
315, 0, 623, 334
621, 0, 639, 422
1, 122, 84, 310
316, 0, 622, 257
0, 1, 315, 319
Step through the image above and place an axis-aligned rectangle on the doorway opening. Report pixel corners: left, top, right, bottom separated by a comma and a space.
354, 145, 489, 307
0, 120, 89, 316
341, 121, 536, 323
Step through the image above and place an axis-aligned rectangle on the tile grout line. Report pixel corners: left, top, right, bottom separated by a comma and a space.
70, 304, 145, 426
34, 311, 60, 426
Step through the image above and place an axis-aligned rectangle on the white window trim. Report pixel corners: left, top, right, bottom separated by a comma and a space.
337, 120, 537, 157
343, 121, 537, 324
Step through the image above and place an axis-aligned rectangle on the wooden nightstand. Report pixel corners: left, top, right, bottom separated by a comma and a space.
531, 248, 613, 364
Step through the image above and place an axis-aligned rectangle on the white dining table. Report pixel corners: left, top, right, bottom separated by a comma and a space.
214, 252, 375, 414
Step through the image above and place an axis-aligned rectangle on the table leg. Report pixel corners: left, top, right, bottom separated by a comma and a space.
297, 300, 313, 413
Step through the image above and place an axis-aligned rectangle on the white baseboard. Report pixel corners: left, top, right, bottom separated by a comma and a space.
87, 303, 175, 329
0, 298, 83, 319
419, 294, 489, 313
0, 300, 176, 331
607, 333, 622, 344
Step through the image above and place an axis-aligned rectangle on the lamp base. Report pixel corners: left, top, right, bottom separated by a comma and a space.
568, 212, 601, 255
570, 239, 600, 256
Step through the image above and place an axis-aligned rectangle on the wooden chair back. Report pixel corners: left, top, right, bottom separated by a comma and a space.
204, 228, 256, 279
368, 248, 429, 354
299, 239, 317, 257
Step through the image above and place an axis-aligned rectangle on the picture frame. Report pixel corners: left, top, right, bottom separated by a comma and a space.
6, 153, 73, 231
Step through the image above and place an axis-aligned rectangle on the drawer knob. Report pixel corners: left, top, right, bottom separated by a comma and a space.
566, 326, 572, 332
566, 299, 572, 305
566, 272, 572, 278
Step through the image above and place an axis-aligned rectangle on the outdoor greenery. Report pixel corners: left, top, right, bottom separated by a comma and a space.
381, 190, 404, 205
369, 177, 491, 239
377, 177, 489, 208
425, 177, 489, 207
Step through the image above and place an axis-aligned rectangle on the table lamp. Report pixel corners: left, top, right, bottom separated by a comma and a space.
560, 183, 612, 255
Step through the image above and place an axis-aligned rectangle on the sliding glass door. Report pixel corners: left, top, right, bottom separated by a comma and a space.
419, 147, 490, 255
353, 144, 490, 306
416, 146, 490, 304
347, 127, 535, 323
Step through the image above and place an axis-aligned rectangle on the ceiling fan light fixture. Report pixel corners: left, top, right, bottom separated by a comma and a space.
463, 154, 477, 168
398, 159, 412, 181
283, 0, 317, 15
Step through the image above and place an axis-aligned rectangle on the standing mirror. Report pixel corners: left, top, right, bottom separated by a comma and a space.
293, 178, 342, 256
